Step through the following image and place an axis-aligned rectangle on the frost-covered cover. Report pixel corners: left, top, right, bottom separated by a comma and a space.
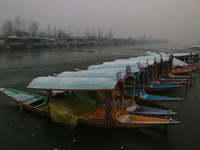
145, 51, 188, 67
58, 68, 139, 78
160, 52, 188, 67
88, 61, 149, 70
169, 53, 196, 57
27, 76, 118, 90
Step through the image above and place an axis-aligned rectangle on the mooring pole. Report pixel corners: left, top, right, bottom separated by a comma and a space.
190, 77, 192, 88
19, 101, 23, 114
185, 79, 188, 95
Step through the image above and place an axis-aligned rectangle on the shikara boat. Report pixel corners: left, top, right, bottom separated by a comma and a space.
134, 61, 184, 91
88, 58, 184, 90
58, 68, 179, 114
169, 52, 200, 70
145, 51, 194, 79
0, 72, 180, 128
190, 45, 200, 50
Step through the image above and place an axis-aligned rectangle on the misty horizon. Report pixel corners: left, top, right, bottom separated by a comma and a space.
0, 0, 200, 45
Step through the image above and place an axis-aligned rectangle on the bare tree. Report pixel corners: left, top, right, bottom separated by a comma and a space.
75, 29, 81, 38
47, 24, 51, 36
14, 17, 22, 33
2, 20, 13, 36
21, 19, 27, 32
67, 29, 73, 38
29, 20, 39, 36
98, 28, 103, 39
108, 28, 113, 39
91, 28, 97, 38
85, 28, 90, 38
53, 26, 57, 37
57, 29, 66, 38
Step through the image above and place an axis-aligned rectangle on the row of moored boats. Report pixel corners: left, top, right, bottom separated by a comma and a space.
1, 51, 200, 128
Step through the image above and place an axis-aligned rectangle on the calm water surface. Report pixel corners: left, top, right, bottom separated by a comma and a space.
0, 44, 199, 150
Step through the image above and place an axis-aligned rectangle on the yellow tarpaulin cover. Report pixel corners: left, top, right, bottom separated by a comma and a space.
45, 93, 96, 126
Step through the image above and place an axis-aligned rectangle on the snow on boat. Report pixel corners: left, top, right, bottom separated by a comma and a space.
0, 72, 180, 128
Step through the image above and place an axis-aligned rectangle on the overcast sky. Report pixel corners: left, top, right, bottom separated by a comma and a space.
0, 0, 200, 44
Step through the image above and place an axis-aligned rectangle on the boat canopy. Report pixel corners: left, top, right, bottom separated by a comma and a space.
88, 61, 149, 70
102, 60, 155, 66
167, 53, 197, 57
58, 67, 139, 78
143, 51, 169, 62
27, 66, 139, 91
113, 53, 168, 64
113, 59, 154, 65
27, 76, 120, 91
144, 51, 188, 67
160, 52, 188, 67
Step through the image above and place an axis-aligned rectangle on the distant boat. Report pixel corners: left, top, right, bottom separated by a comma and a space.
26, 37, 50, 48
190, 45, 200, 50
7, 36, 25, 49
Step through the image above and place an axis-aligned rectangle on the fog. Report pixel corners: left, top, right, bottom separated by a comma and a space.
0, 0, 200, 45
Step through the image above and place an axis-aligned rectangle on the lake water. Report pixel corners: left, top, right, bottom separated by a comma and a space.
0, 43, 199, 150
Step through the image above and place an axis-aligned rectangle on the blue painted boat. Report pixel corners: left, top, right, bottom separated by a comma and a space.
159, 78, 186, 81
125, 89, 183, 102
145, 83, 183, 91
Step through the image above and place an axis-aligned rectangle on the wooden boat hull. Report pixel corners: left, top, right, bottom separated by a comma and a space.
0, 88, 180, 128
160, 78, 186, 81
152, 80, 186, 85
144, 84, 183, 91
171, 69, 193, 74
125, 90, 183, 102
78, 117, 180, 128
0, 88, 46, 115
163, 73, 192, 79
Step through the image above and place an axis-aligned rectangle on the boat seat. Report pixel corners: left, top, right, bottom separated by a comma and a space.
126, 105, 138, 112
117, 115, 130, 123
13, 93, 44, 106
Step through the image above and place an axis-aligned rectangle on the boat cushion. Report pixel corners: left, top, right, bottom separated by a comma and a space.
118, 115, 130, 123
126, 105, 138, 112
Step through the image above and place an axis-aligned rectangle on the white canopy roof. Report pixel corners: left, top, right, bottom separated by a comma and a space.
58, 67, 139, 78
160, 52, 188, 67
88, 61, 150, 70
28, 66, 139, 91
27, 76, 119, 91
168, 53, 197, 57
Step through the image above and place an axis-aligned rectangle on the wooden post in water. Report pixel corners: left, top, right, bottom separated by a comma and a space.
146, 60, 149, 85
19, 101, 23, 114
184, 56, 186, 66
185, 79, 188, 94
160, 55, 163, 76
142, 70, 145, 95
154, 57, 158, 81
104, 91, 112, 128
